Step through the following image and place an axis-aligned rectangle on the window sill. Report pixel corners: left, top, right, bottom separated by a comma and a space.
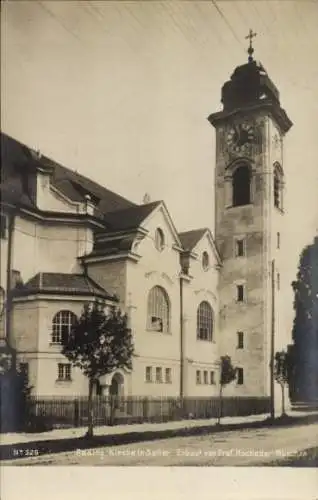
146, 329, 171, 335
55, 379, 72, 383
226, 203, 253, 210
196, 338, 213, 343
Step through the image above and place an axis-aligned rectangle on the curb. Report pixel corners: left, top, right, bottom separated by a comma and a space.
1, 413, 318, 462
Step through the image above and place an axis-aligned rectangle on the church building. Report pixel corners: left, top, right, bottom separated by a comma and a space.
0, 39, 292, 408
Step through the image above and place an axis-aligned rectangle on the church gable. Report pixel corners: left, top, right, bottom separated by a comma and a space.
179, 228, 221, 276
139, 201, 182, 252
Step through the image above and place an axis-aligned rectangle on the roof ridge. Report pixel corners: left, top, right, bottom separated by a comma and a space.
53, 163, 136, 207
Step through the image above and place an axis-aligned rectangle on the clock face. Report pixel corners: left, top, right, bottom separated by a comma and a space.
226, 123, 255, 153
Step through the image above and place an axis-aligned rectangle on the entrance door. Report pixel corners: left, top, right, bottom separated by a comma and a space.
109, 373, 124, 410
110, 377, 119, 397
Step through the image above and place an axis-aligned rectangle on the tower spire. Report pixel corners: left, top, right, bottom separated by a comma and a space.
245, 29, 257, 63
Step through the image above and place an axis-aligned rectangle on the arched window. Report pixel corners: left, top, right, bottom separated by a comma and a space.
202, 251, 210, 271
232, 164, 251, 207
273, 164, 283, 209
197, 301, 214, 341
155, 228, 165, 251
147, 286, 170, 333
52, 310, 77, 344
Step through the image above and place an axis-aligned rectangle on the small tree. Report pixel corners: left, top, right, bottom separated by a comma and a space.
62, 300, 134, 438
274, 349, 293, 417
218, 355, 237, 425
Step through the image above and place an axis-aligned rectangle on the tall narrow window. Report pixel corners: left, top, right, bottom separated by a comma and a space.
277, 272, 280, 291
203, 370, 208, 385
145, 366, 152, 383
237, 367, 244, 385
210, 371, 215, 385
147, 286, 170, 333
232, 165, 251, 207
165, 368, 172, 384
197, 301, 214, 341
196, 370, 201, 385
235, 239, 245, 257
237, 331, 244, 349
154, 228, 165, 251
236, 285, 244, 302
202, 251, 210, 271
277, 232, 280, 249
273, 163, 284, 210
155, 367, 162, 383
274, 172, 280, 208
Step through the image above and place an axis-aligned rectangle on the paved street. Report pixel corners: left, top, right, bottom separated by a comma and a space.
3, 422, 317, 466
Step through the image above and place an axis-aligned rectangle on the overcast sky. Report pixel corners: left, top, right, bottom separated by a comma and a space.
1, 0, 318, 331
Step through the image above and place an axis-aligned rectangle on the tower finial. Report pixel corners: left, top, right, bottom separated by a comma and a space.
245, 29, 257, 63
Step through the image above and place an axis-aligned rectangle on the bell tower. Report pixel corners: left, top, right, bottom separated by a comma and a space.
208, 32, 293, 398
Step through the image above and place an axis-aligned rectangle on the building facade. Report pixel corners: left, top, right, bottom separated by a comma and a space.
0, 51, 292, 409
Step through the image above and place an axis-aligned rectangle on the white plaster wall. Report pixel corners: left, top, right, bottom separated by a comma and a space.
11, 300, 40, 352
36, 172, 81, 213
182, 233, 220, 395
126, 206, 182, 395
12, 216, 93, 283
87, 260, 128, 309
35, 356, 88, 396
130, 356, 180, 397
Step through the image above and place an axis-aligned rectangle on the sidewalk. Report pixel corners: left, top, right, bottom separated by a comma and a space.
1, 410, 315, 447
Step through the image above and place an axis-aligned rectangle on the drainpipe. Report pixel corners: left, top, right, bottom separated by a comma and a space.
179, 274, 184, 399
270, 259, 275, 419
5, 209, 16, 369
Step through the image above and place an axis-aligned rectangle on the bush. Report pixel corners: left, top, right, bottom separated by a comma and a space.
24, 415, 54, 433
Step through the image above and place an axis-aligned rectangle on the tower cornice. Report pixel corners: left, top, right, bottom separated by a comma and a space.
208, 101, 293, 134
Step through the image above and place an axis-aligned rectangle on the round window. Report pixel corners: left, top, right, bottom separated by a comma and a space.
202, 251, 209, 271
155, 228, 165, 252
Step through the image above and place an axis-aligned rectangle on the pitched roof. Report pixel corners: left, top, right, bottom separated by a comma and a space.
178, 228, 208, 252
103, 201, 161, 231
51, 162, 136, 214
14, 272, 116, 300
1, 132, 136, 214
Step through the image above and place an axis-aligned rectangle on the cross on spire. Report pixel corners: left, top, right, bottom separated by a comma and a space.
245, 29, 257, 63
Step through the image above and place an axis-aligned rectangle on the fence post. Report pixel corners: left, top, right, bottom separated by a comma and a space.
74, 399, 80, 427
142, 397, 149, 420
